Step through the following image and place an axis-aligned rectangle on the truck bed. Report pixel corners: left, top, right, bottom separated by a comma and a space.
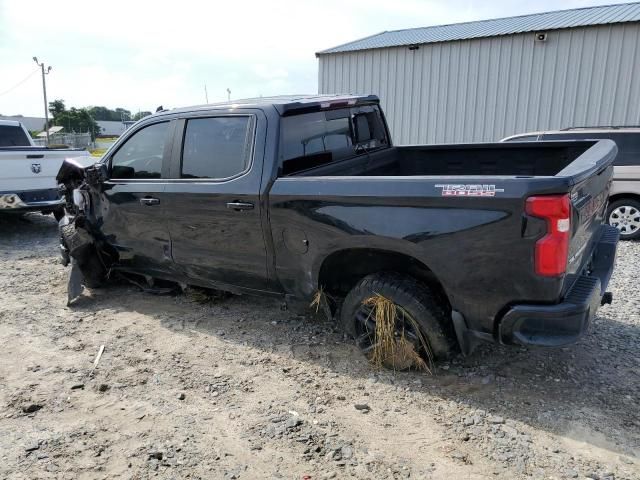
270, 137, 616, 335
291, 141, 597, 178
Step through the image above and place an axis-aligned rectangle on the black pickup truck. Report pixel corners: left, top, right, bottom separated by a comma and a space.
57, 94, 619, 364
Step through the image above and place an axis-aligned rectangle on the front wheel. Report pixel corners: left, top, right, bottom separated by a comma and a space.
53, 207, 65, 222
339, 272, 457, 370
78, 250, 107, 288
606, 198, 640, 240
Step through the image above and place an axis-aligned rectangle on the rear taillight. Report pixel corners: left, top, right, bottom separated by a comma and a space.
526, 194, 571, 277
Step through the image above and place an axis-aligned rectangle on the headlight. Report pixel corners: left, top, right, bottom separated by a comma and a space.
72, 189, 88, 211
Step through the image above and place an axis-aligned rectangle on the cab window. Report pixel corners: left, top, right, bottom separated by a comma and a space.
111, 122, 169, 179
0, 125, 31, 147
279, 105, 388, 175
180, 116, 253, 179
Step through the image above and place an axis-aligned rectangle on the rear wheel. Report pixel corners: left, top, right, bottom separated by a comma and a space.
606, 198, 640, 240
339, 272, 456, 370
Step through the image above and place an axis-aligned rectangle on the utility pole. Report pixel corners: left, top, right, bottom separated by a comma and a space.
226, 88, 231, 102
33, 57, 52, 145
204, 84, 209, 103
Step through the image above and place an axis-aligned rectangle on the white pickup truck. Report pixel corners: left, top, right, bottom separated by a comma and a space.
0, 120, 92, 219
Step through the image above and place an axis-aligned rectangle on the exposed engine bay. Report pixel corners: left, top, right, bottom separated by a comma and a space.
57, 160, 116, 304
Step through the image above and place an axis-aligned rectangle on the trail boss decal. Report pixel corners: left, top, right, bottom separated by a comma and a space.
435, 184, 505, 197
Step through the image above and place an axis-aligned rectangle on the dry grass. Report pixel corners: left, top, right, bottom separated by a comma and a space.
362, 294, 433, 373
310, 287, 326, 313
310, 286, 335, 322
89, 148, 108, 158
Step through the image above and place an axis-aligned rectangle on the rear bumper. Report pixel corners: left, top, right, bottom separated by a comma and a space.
499, 225, 619, 347
0, 189, 63, 211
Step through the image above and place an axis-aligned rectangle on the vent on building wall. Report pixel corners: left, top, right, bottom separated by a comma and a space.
534, 32, 548, 42
408, 44, 420, 51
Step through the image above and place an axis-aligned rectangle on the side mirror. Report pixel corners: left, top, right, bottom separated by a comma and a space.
86, 161, 110, 185
110, 165, 135, 179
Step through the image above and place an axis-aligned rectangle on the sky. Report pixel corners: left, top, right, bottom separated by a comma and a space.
0, 0, 636, 117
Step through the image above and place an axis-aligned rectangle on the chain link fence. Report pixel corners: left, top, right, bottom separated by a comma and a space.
33, 133, 93, 149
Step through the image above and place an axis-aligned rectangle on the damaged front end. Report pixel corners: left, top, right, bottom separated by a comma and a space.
57, 159, 116, 303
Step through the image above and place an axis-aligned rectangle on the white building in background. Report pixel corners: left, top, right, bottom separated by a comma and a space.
0, 116, 46, 132
317, 2, 640, 144
96, 120, 128, 137
0, 116, 132, 137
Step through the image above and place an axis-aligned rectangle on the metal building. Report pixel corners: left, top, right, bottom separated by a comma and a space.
317, 2, 640, 144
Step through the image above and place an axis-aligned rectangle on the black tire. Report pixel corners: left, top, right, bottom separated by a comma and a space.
53, 208, 65, 222
339, 272, 457, 367
606, 198, 640, 240
77, 247, 107, 288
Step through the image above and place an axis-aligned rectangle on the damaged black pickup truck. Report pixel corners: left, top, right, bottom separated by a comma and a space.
57, 94, 619, 364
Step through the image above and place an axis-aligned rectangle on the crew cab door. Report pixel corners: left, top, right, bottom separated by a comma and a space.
163, 110, 274, 293
100, 120, 175, 276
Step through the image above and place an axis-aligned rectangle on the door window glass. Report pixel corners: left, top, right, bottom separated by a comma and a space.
181, 116, 253, 179
111, 122, 168, 178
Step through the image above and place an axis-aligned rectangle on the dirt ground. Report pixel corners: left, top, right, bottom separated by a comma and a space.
0, 213, 638, 480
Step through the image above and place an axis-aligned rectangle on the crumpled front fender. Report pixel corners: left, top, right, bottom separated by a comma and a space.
56, 157, 105, 186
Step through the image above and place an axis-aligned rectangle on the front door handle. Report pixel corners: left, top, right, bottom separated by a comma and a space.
140, 197, 160, 206
226, 201, 254, 211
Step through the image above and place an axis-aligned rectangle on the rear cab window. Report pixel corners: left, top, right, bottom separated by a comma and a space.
180, 116, 254, 179
279, 105, 389, 176
0, 125, 31, 147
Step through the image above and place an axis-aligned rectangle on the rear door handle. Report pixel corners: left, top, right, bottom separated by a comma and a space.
226, 201, 254, 211
140, 197, 160, 206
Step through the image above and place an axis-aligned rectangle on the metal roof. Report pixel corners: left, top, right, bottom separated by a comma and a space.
317, 2, 640, 54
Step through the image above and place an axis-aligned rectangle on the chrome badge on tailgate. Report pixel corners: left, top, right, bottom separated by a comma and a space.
435, 184, 505, 197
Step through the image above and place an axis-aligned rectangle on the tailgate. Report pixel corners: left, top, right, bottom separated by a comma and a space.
0, 150, 90, 192
559, 139, 617, 276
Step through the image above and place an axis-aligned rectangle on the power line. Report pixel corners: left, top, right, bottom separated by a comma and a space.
0, 69, 39, 97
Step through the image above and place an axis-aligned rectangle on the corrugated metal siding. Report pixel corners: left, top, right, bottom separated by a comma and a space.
318, 2, 640, 54
318, 23, 640, 144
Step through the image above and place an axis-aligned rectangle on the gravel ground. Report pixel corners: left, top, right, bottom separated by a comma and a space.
0, 213, 638, 480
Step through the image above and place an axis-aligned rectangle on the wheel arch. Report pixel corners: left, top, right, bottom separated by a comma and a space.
316, 247, 451, 310
608, 192, 640, 204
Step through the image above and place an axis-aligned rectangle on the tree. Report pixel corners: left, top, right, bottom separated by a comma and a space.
49, 100, 101, 141
48, 99, 66, 118
132, 111, 152, 121
88, 106, 133, 121
115, 108, 132, 121
87, 106, 112, 121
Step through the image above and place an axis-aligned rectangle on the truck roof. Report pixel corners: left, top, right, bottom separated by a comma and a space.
0, 119, 23, 127
155, 94, 380, 118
